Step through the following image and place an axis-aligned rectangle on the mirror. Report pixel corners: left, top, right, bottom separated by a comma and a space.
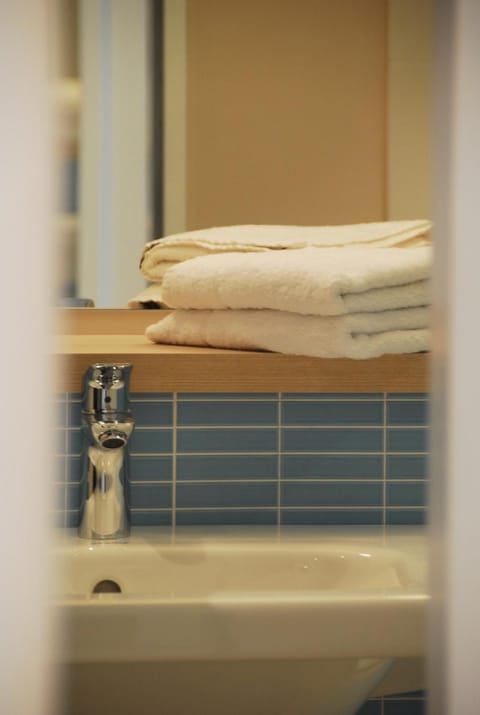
55, 0, 432, 307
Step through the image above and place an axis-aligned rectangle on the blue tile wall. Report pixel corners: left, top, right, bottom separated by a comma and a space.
53, 391, 429, 711
53, 391, 429, 529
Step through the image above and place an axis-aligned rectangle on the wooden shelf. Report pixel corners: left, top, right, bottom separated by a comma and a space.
54, 310, 429, 393
56, 333, 429, 393
55, 308, 165, 334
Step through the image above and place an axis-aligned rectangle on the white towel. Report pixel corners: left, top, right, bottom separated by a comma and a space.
159, 246, 431, 316
140, 220, 432, 283
146, 308, 430, 359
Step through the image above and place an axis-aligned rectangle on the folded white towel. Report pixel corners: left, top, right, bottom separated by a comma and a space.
160, 246, 431, 316
146, 308, 430, 359
140, 220, 432, 283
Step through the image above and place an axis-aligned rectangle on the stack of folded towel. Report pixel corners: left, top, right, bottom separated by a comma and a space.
134, 221, 432, 359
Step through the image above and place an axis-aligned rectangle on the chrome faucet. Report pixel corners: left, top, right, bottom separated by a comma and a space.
78, 363, 134, 540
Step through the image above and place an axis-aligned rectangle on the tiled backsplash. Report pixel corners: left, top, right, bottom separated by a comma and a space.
53, 391, 429, 529
54, 389, 428, 714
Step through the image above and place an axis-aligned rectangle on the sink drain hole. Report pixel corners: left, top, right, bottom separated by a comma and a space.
92, 579, 122, 594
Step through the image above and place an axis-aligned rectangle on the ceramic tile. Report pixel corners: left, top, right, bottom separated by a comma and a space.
282, 428, 383, 453
129, 456, 173, 482
130, 393, 173, 401
177, 428, 278, 453
131, 402, 173, 427
67, 429, 82, 455
281, 509, 383, 526
177, 482, 277, 509
387, 393, 429, 400
387, 428, 429, 452
177, 400, 277, 426
281, 454, 383, 479
282, 401, 383, 425
176, 510, 277, 526
387, 482, 427, 508
130, 428, 173, 454
387, 401, 429, 426
281, 482, 383, 508
282, 393, 383, 400
67, 401, 82, 428
64, 511, 80, 528
67, 456, 82, 483
386, 509, 427, 526
178, 393, 277, 400
177, 454, 278, 480
129, 484, 172, 510
130, 510, 172, 526
387, 455, 428, 479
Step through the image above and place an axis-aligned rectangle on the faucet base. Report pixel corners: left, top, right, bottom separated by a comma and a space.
79, 363, 134, 542
77, 526, 130, 542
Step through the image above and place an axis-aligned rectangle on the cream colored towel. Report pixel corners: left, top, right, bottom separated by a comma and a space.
129, 220, 432, 308
159, 246, 431, 316
146, 308, 430, 359
139, 220, 432, 282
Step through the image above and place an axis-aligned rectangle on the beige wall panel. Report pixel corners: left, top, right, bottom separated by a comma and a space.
387, 59, 432, 219
186, 0, 387, 230
387, 0, 433, 220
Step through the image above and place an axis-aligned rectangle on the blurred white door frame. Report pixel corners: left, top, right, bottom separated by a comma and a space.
0, 2, 55, 714
430, 0, 480, 713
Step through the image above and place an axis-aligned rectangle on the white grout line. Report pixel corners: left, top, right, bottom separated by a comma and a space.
128, 426, 174, 430
171, 393, 178, 530
66, 423, 430, 430
171, 506, 385, 512
92, 450, 429, 458
128, 478, 427, 485
174, 397, 428, 402
277, 393, 282, 527
176, 424, 385, 430
174, 507, 278, 512
111, 505, 426, 513
127, 477, 429, 490
68, 394, 430, 402
172, 397, 280, 402
279, 425, 385, 430
130, 507, 171, 512
133, 424, 430, 430
382, 392, 388, 531
64, 395, 70, 528
130, 481, 175, 486
100, 477, 429, 490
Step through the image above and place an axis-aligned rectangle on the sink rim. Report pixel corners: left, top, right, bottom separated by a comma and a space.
55, 524, 427, 597
53, 525, 428, 662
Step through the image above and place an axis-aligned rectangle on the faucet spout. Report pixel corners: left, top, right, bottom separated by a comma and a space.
78, 364, 134, 541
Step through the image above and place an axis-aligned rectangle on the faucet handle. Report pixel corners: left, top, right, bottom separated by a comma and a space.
83, 363, 133, 415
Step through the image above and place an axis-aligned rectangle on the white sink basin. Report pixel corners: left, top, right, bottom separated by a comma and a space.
54, 526, 428, 715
